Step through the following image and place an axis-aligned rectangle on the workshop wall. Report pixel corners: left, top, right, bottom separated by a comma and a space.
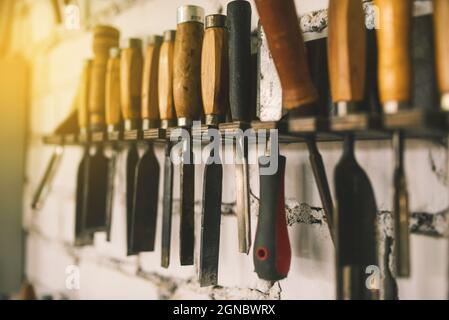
22, 0, 449, 300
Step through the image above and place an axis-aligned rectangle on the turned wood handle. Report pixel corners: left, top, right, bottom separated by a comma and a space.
173, 6, 204, 122
142, 36, 163, 123
121, 39, 144, 126
201, 15, 229, 122
78, 60, 92, 130
227, 1, 252, 121
254, 0, 318, 110
159, 31, 177, 123
328, 0, 366, 103
375, 0, 412, 105
105, 49, 122, 128
434, 0, 449, 97
89, 25, 120, 130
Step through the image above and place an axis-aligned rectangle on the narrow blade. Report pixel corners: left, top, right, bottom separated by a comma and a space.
105, 149, 118, 242
161, 143, 174, 268
199, 157, 223, 287
75, 149, 93, 247
129, 143, 160, 253
126, 144, 139, 256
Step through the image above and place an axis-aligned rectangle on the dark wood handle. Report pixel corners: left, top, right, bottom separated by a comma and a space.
328, 0, 366, 103
434, 0, 449, 97
78, 60, 92, 130
376, 0, 412, 105
254, 0, 318, 110
142, 39, 162, 122
105, 51, 121, 127
173, 22, 204, 121
201, 20, 229, 120
158, 33, 176, 122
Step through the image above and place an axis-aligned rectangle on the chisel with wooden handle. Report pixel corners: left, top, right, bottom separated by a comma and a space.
199, 14, 229, 287
129, 35, 163, 253
120, 38, 143, 256
228, 0, 252, 255
254, 0, 334, 238
159, 30, 177, 268
104, 47, 121, 241
376, 0, 412, 279
434, 0, 449, 111
328, 0, 379, 300
173, 5, 204, 266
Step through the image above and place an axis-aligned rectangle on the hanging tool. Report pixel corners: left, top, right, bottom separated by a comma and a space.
434, 0, 449, 111
254, 0, 334, 237
120, 38, 144, 256
159, 30, 177, 268
105, 47, 122, 241
227, 0, 252, 255
376, 0, 412, 279
173, 5, 205, 266
328, 0, 379, 299
129, 35, 163, 253
199, 14, 229, 287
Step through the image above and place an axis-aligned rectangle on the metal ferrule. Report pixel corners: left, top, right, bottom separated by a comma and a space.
333, 101, 358, 117
178, 117, 193, 127
161, 119, 177, 129
79, 127, 89, 136
177, 5, 205, 24
142, 119, 160, 130
121, 38, 142, 49
146, 35, 163, 47
109, 47, 120, 58
441, 93, 449, 111
383, 101, 409, 114
163, 30, 176, 42
124, 119, 141, 131
205, 114, 225, 126
205, 14, 227, 29
107, 124, 121, 133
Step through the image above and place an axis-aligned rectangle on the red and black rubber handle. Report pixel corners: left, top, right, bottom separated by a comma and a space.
254, 155, 291, 281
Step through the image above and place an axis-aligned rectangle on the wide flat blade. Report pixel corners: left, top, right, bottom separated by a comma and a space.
199, 157, 223, 287
126, 144, 139, 256
129, 144, 160, 253
161, 143, 174, 268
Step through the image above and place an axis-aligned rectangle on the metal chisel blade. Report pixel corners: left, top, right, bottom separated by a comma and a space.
199, 155, 223, 287
126, 144, 139, 256
106, 149, 118, 242
161, 142, 174, 268
75, 148, 93, 247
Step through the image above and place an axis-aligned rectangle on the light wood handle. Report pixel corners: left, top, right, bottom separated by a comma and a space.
375, 0, 412, 105
105, 51, 121, 127
142, 38, 162, 122
201, 22, 229, 120
434, 0, 449, 96
120, 41, 144, 125
328, 0, 366, 103
173, 22, 204, 121
78, 60, 92, 130
158, 33, 176, 122
254, 0, 318, 110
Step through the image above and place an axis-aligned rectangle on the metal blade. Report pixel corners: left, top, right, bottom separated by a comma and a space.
105, 149, 118, 242
126, 144, 139, 256
161, 142, 174, 268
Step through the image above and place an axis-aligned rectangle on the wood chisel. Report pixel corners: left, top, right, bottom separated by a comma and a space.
227, 0, 252, 255
376, 0, 412, 279
105, 47, 122, 241
328, 0, 379, 300
173, 5, 205, 266
130, 35, 163, 253
254, 0, 334, 238
199, 14, 229, 287
120, 38, 144, 256
159, 30, 177, 268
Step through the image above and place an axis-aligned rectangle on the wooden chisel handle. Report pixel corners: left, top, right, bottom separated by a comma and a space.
201, 14, 229, 126
375, 0, 412, 112
79, 60, 92, 132
173, 6, 204, 125
227, 1, 251, 121
158, 30, 177, 128
90, 25, 120, 131
433, 0, 449, 109
254, 0, 318, 111
328, 0, 366, 108
254, 155, 291, 281
142, 35, 163, 129
121, 38, 144, 130
105, 48, 122, 131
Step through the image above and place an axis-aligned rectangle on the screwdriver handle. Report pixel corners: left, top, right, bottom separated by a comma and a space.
78, 60, 92, 131
328, 0, 366, 104
158, 30, 177, 127
173, 6, 205, 125
254, 155, 291, 281
121, 38, 144, 130
227, 1, 251, 121
142, 35, 163, 129
375, 0, 412, 109
201, 14, 229, 125
254, 0, 317, 110
433, 0, 449, 109
105, 48, 122, 130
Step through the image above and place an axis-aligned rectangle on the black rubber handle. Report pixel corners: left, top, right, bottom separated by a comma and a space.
254, 155, 291, 281
227, 0, 252, 122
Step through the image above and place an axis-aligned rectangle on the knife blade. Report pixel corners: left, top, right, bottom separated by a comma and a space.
159, 30, 177, 268
173, 5, 205, 266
